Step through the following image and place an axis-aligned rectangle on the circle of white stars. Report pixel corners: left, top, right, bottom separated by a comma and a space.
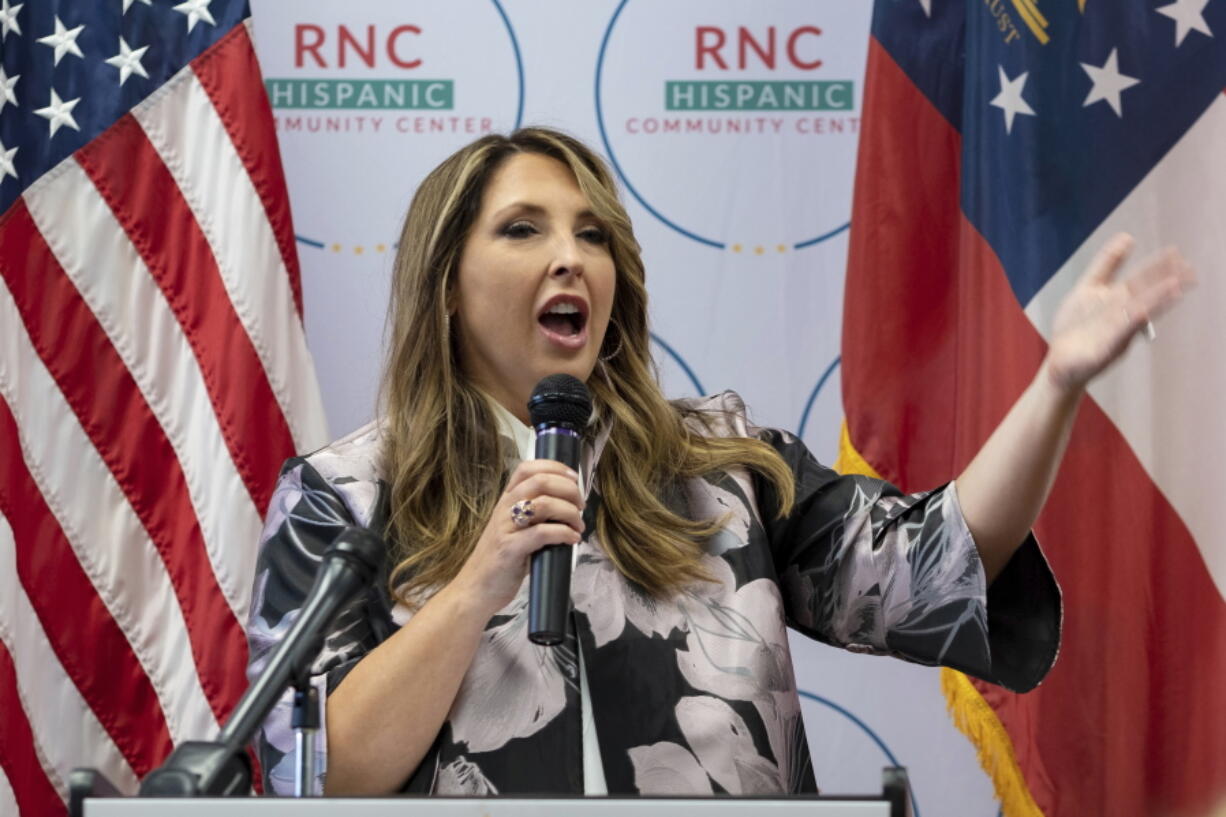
106, 37, 151, 86
1080, 48, 1140, 117
989, 66, 1036, 134
1156, 0, 1214, 46
915, 0, 1217, 46
36, 15, 86, 66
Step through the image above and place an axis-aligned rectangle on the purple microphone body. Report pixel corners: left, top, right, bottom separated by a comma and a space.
526, 374, 592, 646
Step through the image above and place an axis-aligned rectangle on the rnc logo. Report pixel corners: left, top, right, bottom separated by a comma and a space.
596, 0, 869, 251
254, 0, 523, 139
265, 24, 455, 111
666, 26, 852, 112
252, 0, 523, 254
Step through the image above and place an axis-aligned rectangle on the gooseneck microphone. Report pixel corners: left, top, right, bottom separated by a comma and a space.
526, 374, 592, 646
214, 526, 385, 749
135, 526, 385, 798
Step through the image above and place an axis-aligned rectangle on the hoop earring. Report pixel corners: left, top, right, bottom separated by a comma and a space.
599, 324, 623, 363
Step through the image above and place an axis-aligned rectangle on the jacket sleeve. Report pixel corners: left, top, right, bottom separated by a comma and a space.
753, 427, 1061, 693
245, 458, 394, 795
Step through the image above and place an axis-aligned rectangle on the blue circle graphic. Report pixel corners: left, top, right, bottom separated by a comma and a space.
490, 0, 525, 130
594, 0, 851, 251
650, 332, 705, 396
295, 0, 524, 251
796, 356, 841, 439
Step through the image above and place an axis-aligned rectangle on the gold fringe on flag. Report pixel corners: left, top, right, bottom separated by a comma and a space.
833, 420, 883, 479
835, 419, 1045, 817
940, 669, 1044, 817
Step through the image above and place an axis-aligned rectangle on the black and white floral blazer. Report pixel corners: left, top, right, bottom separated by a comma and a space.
247, 392, 1061, 796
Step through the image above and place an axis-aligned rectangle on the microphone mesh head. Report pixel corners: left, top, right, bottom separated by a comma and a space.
528, 374, 593, 429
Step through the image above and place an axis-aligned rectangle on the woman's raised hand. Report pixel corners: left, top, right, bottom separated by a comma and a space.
1044, 233, 1195, 392
451, 459, 585, 617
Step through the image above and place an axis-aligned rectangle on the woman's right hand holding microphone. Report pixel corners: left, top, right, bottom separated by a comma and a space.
324, 458, 585, 794
450, 459, 586, 617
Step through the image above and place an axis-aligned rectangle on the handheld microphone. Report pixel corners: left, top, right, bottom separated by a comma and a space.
526, 374, 592, 646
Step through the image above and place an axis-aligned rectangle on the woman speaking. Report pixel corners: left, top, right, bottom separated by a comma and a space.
245, 128, 1191, 796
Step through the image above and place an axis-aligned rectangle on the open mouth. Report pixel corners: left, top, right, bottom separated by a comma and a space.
537, 297, 589, 341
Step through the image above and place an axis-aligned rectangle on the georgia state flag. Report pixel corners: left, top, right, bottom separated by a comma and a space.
839, 1, 1226, 815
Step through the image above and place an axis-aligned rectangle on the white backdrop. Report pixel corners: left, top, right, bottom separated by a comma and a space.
249, 2, 999, 814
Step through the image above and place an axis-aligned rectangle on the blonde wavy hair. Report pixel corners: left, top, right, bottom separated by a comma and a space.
380, 127, 795, 605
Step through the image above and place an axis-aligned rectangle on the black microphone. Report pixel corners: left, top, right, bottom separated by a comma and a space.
138, 525, 385, 797
526, 374, 592, 646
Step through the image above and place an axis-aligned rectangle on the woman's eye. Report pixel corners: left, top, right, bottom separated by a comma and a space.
503, 221, 538, 238
579, 227, 608, 244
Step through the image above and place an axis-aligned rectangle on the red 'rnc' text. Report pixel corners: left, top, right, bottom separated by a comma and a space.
694, 26, 823, 71
295, 24, 423, 69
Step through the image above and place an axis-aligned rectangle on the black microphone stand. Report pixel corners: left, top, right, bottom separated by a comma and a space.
68, 527, 384, 815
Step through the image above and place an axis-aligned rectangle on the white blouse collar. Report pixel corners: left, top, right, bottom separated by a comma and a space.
482, 390, 605, 498
486, 394, 535, 463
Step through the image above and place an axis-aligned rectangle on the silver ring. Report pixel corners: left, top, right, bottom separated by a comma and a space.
510, 499, 535, 528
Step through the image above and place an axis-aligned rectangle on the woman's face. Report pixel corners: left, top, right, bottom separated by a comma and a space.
453, 152, 616, 422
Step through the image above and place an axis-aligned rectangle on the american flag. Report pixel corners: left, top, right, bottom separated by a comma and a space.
839, 0, 1226, 815
0, 0, 327, 812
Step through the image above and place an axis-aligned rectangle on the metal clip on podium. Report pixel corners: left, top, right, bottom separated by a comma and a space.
291, 676, 320, 797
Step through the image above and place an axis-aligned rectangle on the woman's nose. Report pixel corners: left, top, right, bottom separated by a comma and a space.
548, 235, 584, 279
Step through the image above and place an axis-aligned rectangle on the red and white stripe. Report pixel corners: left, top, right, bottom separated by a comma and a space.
0, 761, 16, 816
0, 20, 326, 813
0, 513, 140, 799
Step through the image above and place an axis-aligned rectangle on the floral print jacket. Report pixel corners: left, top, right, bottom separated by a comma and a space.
246, 392, 1061, 796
